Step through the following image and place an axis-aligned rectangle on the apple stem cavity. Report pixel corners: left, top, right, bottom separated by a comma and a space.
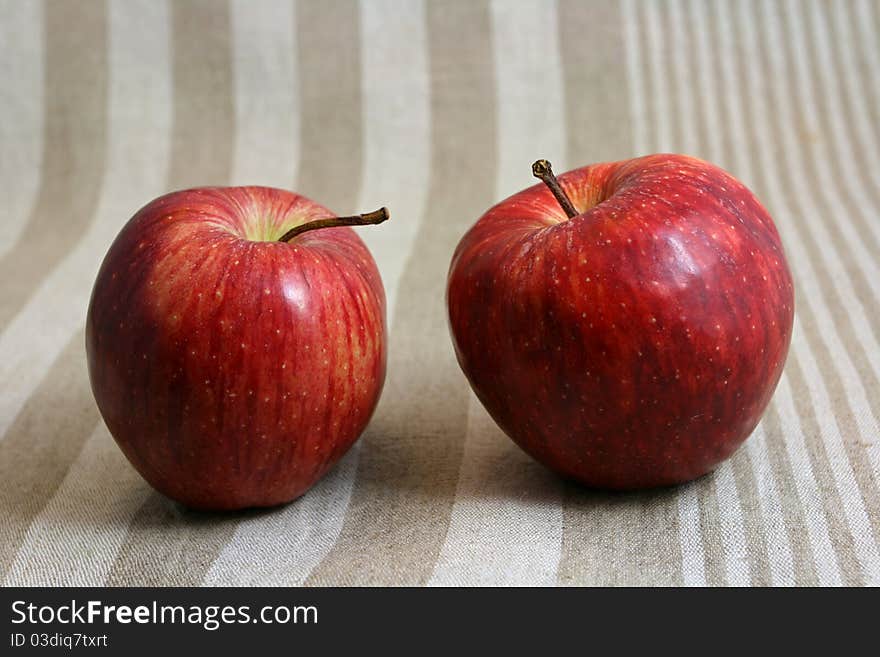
278, 207, 390, 243
532, 159, 578, 219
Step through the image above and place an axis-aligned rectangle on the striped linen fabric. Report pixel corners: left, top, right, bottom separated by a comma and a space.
0, 0, 878, 587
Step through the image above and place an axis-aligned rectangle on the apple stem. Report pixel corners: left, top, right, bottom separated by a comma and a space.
532, 159, 578, 218
278, 207, 390, 243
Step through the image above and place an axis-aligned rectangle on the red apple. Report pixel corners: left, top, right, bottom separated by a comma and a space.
447, 155, 794, 489
86, 187, 388, 510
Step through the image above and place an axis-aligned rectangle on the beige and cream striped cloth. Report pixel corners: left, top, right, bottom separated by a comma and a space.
1, 0, 878, 587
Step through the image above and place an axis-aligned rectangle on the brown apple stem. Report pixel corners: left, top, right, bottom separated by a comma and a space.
278, 207, 390, 242
532, 159, 578, 218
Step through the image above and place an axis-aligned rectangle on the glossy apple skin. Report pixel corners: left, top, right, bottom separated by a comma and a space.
86, 187, 386, 510
447, 154, 794, 489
